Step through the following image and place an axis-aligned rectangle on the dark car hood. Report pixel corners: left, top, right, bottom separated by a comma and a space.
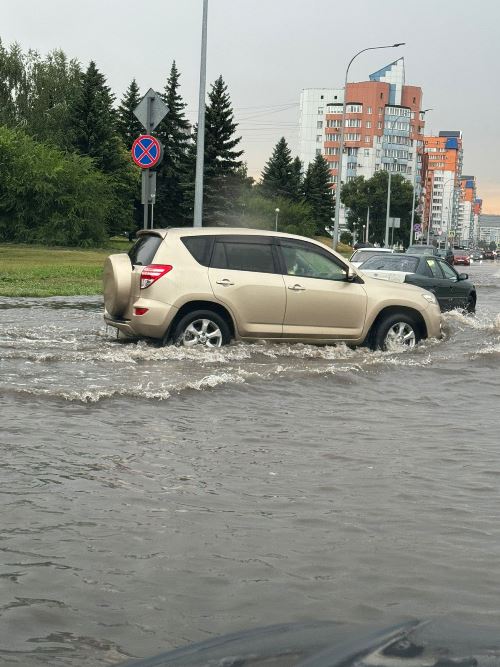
120, 618, 500, 666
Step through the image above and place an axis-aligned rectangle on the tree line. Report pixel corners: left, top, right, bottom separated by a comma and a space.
0, 38, 337, 247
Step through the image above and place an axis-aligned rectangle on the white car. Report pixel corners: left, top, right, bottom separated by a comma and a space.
349, 247, 394, 268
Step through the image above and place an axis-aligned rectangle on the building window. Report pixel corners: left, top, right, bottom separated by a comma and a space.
317, 121, 323, 129
375, 164, 380, 171
318, 108, 323, 114
365, 136, 370, 143
377, 121, 383, 129
367, 106, 372, 114
346, 104, 362, 113
364, 149, 370, 157
365, 121, 371, 128
345, 133, 361, 141
316, 135, 323, 143
320, 95, 324, 100
378, 107, 383, 114
315, 148, 322, 156
345, 119, 361, 127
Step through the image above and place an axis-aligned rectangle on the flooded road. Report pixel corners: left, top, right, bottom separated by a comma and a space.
1, 262, 500, 666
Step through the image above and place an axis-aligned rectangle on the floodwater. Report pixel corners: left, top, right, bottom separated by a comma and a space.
1, 262, 500, 666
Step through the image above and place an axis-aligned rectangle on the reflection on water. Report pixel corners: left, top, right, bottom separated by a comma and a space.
0, 262, 499, 666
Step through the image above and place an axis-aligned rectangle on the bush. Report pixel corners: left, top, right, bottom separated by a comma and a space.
0, 126, 131, 246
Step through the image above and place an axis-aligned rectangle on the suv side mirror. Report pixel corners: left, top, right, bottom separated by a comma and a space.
346, 266, 357, 282
458, 273, 468, 281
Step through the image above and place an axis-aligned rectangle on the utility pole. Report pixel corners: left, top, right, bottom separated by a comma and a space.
193, 0, 208, 227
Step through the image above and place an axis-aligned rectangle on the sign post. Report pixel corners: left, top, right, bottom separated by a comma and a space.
132, 89, 168, 229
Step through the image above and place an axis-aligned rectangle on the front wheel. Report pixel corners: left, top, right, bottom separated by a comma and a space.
372, 313, 421, 351
466, 294, 476, 314
171, 310, 231, 348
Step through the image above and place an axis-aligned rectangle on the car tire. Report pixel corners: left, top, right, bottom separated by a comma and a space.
103, 254, 132, 319
466, 294, 476, 314
371, 312, 421, 351
170, 310, 231, 348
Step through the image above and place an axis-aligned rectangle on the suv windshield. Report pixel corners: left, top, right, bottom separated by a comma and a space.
361, 255, 419, 272
128, 234, 163, 266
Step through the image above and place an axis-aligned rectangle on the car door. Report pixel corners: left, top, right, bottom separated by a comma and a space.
277, 239, 367, 341
437, 259, 469, 309
208, 236, 286, 338
416, 257, 452, 310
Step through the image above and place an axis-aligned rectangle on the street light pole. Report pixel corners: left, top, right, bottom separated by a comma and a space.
193, 0, 208, 228
384, 156, 398, 247
275, 208, 280, 232
332, 42, 405, 250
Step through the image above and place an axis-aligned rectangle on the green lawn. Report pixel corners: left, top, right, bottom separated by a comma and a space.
0, 240, 131, 297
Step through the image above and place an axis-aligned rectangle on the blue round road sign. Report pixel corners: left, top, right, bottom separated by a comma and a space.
131, 135, 162, 169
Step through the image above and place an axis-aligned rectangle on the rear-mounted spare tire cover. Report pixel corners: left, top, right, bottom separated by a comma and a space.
103, 254, 132, 318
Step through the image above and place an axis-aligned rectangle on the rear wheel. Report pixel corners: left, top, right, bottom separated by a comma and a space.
372, 313, 421, 351
171, 310, 231, 348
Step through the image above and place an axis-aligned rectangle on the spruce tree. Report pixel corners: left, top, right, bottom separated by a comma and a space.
183, 76, 244, 225
116, 78, 142, 149
68, 61, 122, 174
154, 62, 191, 226
303, 154, 334, 234
260, 137, 296, 200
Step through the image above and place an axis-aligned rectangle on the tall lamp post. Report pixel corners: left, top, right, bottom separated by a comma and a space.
193, 0, 209, 227
409, 108, 432, 246
275, 208, 280, 232
332, 42, 405, 250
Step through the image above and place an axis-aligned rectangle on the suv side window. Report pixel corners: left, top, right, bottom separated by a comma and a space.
438, 259, 458, 280
211, 240, 276, 273
181, 235, 213, 266
128, 234, 163, 266
280, 242, 347, 281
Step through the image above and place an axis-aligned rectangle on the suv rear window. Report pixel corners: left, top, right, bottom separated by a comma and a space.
181, 235, 213, 266
128, 234, 163, 266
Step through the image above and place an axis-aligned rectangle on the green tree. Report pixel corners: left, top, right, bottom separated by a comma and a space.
155, 62, 191, 226
68, 60, 123, 173
0, 125, 117, 246
260, 137, 298, 200
116, 78, 142, 149
303, 154, 334, 234
341, 170, 416, 246
238, 189, 316, 238
0, 39, 27, 126
183, 75, 245, 225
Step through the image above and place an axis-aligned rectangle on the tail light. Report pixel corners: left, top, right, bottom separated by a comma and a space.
140, 264, 173, 289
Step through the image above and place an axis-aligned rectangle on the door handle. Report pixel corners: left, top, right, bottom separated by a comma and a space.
288, 284, 306, 291
216, 278, 234, 286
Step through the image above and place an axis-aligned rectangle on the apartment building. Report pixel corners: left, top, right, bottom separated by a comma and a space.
458, 175, 476, 244
298, 59, 425, 195
478, 213, 500, 245
421, 131, 463, 241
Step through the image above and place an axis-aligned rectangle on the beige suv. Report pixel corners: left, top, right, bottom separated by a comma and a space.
103, 228, 442, 350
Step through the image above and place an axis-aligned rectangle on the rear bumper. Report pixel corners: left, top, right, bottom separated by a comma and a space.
104, 299, 178, 340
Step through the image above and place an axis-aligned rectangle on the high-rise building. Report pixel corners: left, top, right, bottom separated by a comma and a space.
298, 59, 425, 199
421, 131, 463, 242
478, 213, 500, 245
458, 176, 476, 244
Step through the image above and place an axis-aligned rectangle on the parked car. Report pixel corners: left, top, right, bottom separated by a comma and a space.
452, 249, 470, 266
349, 247, 394, 268
483, 250, 495, 259
103, 228, 442, 351
407, 244, 454, 265
471, 250, 483, 261
359, 253, 476, 312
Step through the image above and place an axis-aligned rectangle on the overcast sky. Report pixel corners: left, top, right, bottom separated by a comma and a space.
2, 0, 499, 212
